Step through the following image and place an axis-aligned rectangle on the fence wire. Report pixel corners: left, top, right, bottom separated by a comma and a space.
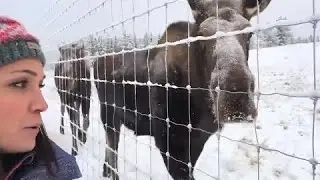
40, 0, 319, 179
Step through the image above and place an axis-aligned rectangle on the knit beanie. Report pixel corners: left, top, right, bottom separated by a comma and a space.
0, 16, 46, 68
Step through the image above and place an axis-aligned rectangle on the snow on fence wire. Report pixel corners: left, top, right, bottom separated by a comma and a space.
38, 0, 319, 179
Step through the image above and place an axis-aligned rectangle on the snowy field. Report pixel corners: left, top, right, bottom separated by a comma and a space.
41, 42, 320, 180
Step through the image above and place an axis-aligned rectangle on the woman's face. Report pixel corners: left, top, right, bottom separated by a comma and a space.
0, 59, 48, 153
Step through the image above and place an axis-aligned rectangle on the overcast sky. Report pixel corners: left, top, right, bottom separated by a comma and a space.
1, 0, 319, 54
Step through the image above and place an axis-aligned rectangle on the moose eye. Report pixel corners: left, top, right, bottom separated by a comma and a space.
248, 32, 254, 39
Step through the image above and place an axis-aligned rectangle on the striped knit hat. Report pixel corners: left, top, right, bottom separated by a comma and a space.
0, 16, 46, 68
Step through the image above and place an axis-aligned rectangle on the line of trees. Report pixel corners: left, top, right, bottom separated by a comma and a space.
249, 16, 320, 49
250, 26, 319, 49
86, 31, 161, 56
85, 17, 320, 55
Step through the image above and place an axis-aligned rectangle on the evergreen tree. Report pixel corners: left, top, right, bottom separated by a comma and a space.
252, 28, 278, 48
275, 26, 293, 46
96, 36, 105, 55
308, 35, 313, 43
295, 37, 303, 44
121, 31, 134, 49
87, 35, 98, 55
113, 36, 118, 49
143, 32, 150, 46
264, 28, 279, 47
133, 34, 138, 48
149, 34, 153, 44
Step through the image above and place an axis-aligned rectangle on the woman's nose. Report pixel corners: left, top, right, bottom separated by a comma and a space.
30, 89, 48, 113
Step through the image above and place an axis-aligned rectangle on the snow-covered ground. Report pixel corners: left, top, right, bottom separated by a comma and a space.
41, 42, 320, 180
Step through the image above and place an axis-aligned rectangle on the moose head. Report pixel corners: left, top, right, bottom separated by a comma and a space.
188, 0, 272, 123
58, 43, 85, 61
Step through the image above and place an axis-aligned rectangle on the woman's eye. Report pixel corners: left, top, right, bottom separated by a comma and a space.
11, 80, 28, 89
39, 83, 45, 88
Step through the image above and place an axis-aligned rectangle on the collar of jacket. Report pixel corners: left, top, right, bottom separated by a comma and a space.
4, 141, 82, 180
4, 151, 35, 180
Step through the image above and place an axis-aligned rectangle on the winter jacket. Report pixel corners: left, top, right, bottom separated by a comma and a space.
4, 140, 82, 180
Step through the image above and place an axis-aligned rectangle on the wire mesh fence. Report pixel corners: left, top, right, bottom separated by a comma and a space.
37, 0, 320, 179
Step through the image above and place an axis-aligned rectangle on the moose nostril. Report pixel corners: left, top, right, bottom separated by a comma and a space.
246, 115, 255, 122
233, 116, 247, 122
233, 117, 243, 122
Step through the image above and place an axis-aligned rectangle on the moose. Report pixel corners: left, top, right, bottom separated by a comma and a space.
93, 0, 272, 179
54, 43, 91, 156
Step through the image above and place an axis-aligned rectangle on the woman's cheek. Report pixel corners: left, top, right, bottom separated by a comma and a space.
0, 93, 27, 127
0, 94, 29, 147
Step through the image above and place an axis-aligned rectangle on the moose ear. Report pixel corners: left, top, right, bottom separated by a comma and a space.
188, 0, 195, 10
244, 0, 272, 20
192, 10, 200, 20
187, 0, 207, 24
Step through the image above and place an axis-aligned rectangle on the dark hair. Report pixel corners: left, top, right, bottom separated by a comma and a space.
1, 125, 58, 177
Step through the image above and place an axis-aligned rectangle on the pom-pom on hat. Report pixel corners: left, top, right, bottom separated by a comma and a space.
0, 16, 46, 68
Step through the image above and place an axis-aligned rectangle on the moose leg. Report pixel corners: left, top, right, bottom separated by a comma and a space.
190, 132, 211, 174
73, 100, 83, 147
78, 97, 90, 144
190, 111, 221, 173
153, 119, 193, 180
150, 78, 194, 179
103, 127, 120, 180
160, 134, 209, 180
100, 104, 111, 178
101, 104, 120, 180
60, 103, 66, 135
67, 102, 79, 156
83, 79, 91, 133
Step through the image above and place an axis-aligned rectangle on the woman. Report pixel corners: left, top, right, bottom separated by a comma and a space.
0, 16, 82, 179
